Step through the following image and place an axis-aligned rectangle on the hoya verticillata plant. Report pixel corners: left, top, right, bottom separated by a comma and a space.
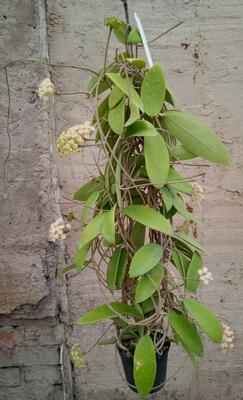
44, 13, 233, 398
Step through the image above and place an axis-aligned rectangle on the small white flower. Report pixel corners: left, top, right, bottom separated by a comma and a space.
191, 182, 204, 202
38, 78, 55, 100
198, 267, 213, 285
49, 219, 71, 242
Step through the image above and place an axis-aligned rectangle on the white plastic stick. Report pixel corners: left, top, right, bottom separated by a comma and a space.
134, 12, 153, 68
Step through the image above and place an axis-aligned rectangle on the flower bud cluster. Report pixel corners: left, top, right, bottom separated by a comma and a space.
220, 324, 234, 353
56, 122, 95, 157
49, 218, 71, 242
38, 78, 55, 100
198, 267, 213, 285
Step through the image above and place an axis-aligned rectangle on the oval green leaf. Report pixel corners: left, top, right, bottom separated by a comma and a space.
106, 73, 144, 112
116, 248, 128, 289
77, 302, 142, 325
144, 134, 170, 187
80, 190, 100, 225
141, 64, 166, 117
113, 21, 127, 44
128, 28, 142, 44
101, 205, 116, 244
75, 241, 92, 270
79, 213, 104, 247
108, 86, 124, 109
167, 169, 193, 195
160, 187, 173, 212
164, 111, 230, 165
174, 232, 206, 253
108, 97, 125, 135
124, 205, 174, 236
167, 312, 204, 356
135, 264, 164, 303
126, 120, 158, 138
73, 176, 104, 201
134, 336, 156, 397
124, 100, 140, 127
183, 299, 223, 343
129, 243, 163, 278
169, 145, 197, 161
170, 189, 199, 223
107, 248, 122, 292
186, 252, 203, 293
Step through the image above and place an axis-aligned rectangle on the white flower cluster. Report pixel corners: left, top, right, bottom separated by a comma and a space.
56, 122, 95, 157
49, 218, 71, 242
191, 182, 204, 202
38, 78, 55, 100
198, 267, 213, 285
220, 324, 234, 353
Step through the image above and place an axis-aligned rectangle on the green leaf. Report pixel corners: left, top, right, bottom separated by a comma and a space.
135, 264, 164, 303
144, 134, 170, 187
171, 249, 190, 278
115, 153, 122, 209
106, 73, 144, 112
131, 222, 145, 250
79, 213, 104, 247
124, 205, 174, 236
73, 177, 104, 201
170, 189, 199, 223
124, 100, 140, 127
86, 71, 110, 97
108, 97, 125, 135
113, 21, 127, 44
167, 312, 204, 356
173, 238, 193, 259
134, 336, 156, 397
126, 58, 146, 69
141, 64, 166, 117
167, 169, 193, 195
160, 187, 173, 212
165, 87, 176, 106
186, 252, 203, 293
127, 27, 142, 44
75, 241, 92, 270
125, 120, 158, 138
101, 205, 116, 244
129, 243, 163, 278
80, 190, 100, 225
164, 111, 230, 165
174, 232, 206, 253
77, 302, 142, 325
107, 248, 122, 292
108, 86, 124, 109
170, 145, 197, 161
116, 248, 128, 289
141, 295, 158, 314
183, 299, 223, 343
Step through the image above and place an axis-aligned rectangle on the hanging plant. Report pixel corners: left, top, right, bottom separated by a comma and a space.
35, 2, 233, 398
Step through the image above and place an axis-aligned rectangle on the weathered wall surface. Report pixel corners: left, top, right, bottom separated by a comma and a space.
0, 0, 243, 399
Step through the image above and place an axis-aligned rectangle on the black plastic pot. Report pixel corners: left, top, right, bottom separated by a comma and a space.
118, 342, 170, 394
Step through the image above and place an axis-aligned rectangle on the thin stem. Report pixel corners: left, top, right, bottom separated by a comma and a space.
104, 27, 112, 74
138, 20, 184, 47
4, 59, 99, 76
56, 90, 91, 96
